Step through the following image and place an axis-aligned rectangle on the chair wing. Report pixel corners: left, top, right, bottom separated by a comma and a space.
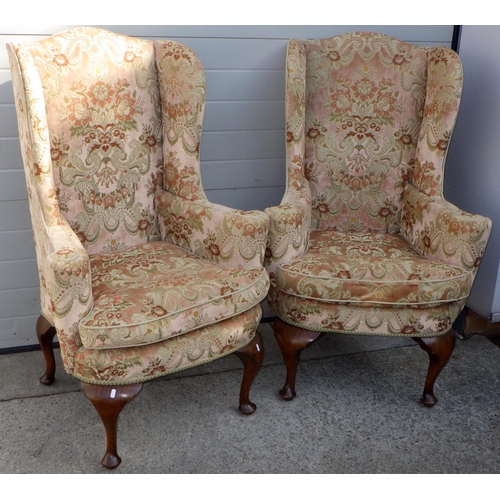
154, 41, 269, 268
265, 39, 312, 277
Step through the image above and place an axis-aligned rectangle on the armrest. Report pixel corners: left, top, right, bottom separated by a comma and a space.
43, 221, 92, 316
264, 183, 312, 277
401, 183, 492, 275
155, 190, 269, 268
35, 219, 92, 370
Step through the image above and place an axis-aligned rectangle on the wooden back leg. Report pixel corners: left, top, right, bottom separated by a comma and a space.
413, 330, 456, 406
273, 318, 325, 401
36, 315, 57, 385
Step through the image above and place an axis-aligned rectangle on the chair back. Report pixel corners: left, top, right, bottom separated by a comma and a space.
8, 27, 206, 255
286, 32, 463, 233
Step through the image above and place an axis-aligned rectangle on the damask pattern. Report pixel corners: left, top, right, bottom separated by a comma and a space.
401, 183, 489, 271
276, 230, 471, 306
303, 33, 428, 233
156, 41, 206, 201
31, 28, 164, 254
269, 288, 463, 337
157, 190, 269, 269
8, 28, 269, 384
80, 241, 269, 349
73, 306, 263, 385
265, 32, 492, 337
264, 40, 311, 279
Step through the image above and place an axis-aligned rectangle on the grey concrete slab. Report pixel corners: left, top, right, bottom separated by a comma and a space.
1, 324, 500, 473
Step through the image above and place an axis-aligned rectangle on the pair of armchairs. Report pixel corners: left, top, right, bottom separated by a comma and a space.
8, 28, 491, 469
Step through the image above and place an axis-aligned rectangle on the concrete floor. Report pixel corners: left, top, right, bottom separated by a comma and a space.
1, 322, 500, 474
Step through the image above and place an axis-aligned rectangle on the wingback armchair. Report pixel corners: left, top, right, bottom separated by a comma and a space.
265, 32, 492, 406
8, 27, 269, 469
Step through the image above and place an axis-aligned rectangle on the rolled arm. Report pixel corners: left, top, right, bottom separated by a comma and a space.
401, 183, 492, 276
42, 221, 92, 320
155, 190, 269, 268
264, 184, 312, 277
32, 217, 92, 372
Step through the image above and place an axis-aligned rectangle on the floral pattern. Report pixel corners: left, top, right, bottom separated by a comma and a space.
80, 241, 269, 349
265, 32, 492, 336
157, 190, 269, 269
270, 289, 464, 338
36, 29, 164, 254
264, 40, 311, 278
276, 230, 471, 306
303, 33, 429, 233
8, 27, 269, 384
73, 306, 262, 385
156, 42, 206, 201
401, 184, 490, 271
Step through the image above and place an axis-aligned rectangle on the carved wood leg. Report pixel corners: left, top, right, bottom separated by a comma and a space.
234, 330, 264, 415
36, 315, 57, 386
273, 318, 325, 401
81, 382, 142, 469
413, 330, 456, 407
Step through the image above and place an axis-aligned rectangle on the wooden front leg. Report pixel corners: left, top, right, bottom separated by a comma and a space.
413, 330, 456, 406
234, 330, 264, 415
81, 382, 143, 469
36, 315, 57, 385
273, 318, 324, 401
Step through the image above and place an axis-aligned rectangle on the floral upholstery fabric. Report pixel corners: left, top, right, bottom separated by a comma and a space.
155, 40, 206, 201
276, 231, 471, 306
80, 241, 268, 349
8, 27, 269, 383
265, 32, 492, 336
270, 289, 464, 337
22, 28, 164, 255
156, 191, 269, 269
74, 306, 262, 385
401, 183, 489, 271
152, 40, 270, 269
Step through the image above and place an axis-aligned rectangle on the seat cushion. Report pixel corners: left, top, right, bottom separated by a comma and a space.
79, 241, 269, 349
74, 306, 262, 385
276, 231, 472, 306
269, 286, 463, 336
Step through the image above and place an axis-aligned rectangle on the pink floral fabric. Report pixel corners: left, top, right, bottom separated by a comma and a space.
152, 41, 270, 269
80, 241, 268, 349
265, 40, 311, 278
8, 27, 269, 383
302, 34, 429, 233
265, 32, 492, 336
73, 306, 262, 385
401, 184, 488, 271
277, 230, 471, 306
156, 191, 269, 269
156, 41, 206, 201
270, 289, 464, 338
28, 28, 163, 254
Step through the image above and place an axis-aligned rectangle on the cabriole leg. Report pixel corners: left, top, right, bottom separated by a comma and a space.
81, 382, 143, 469
36, 315, 57, 385
413, 330, 456, 407
234, 330, 264, 415
273, 318, 325, 401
